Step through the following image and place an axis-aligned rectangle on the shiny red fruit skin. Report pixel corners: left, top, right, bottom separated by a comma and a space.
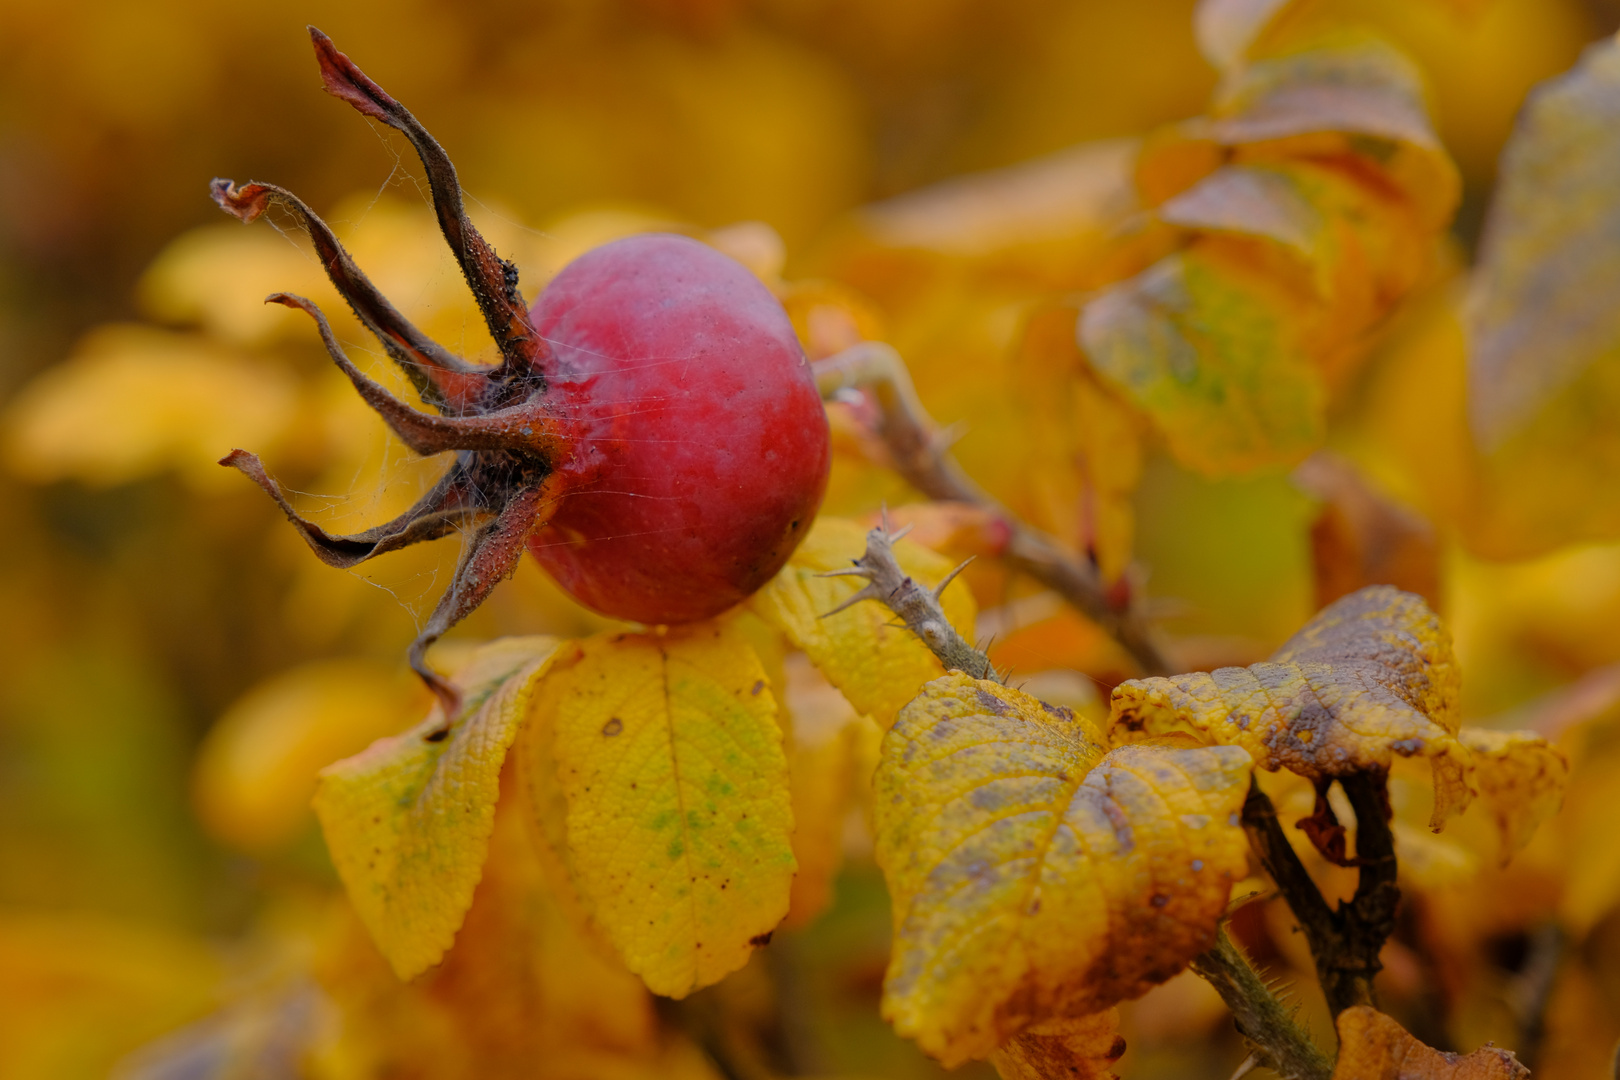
527, 233, 831, 624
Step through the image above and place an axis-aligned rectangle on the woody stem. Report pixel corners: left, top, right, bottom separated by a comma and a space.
810, 342, 1172, 677
1240, 773, 1401, 1017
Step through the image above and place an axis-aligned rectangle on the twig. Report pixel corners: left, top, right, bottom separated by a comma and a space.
822, 520, 998, 680
811, 342, 1173, 677
837, 523, 1332, 1079
1506, 922, 1563, 1071
1241, 773, 1402, 1017
1190, 927, 1333, 1080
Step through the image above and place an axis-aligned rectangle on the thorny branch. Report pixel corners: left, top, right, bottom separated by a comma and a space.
810, 342, 1173, 678
821, 521, 996, 680
1241, 773, 1402, 1017
1190, 927, 1333, 1080
836, 522, 1331, 1079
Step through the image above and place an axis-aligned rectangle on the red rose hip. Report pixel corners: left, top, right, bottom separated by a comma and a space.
530, 234, 828, 624
211, 30, 828, 711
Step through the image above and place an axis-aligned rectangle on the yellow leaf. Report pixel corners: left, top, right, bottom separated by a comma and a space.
748, 516, 977, 729
1210, 34, 1458, 231
987, 1010, 1126, 1080
1011, 302, 1143, 583
1, 325, 300, 490
875, 673, 1251, 1065
780, 653, 864, 929
1463, 35, 1620, 556
1457, 727, 1568, 863
0, 913, 223, 1080
1295, 452, 1441, 612
821, 138, 1161, 305
1079, 246, 1324, 475
1330, 1005, 1528, 1079
313, 786, 711, 1080
1194, 0, 1300, 72
528, 623, 795, 998
312, 636, 562, 980
1157, 160, 1430, 389
193, 660, 426, 851
1110, 585, 1470, 827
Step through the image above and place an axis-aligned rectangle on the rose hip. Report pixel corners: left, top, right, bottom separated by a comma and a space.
211, 30, 829, 712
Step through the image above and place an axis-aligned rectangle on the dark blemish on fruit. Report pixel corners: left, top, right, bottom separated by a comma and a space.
1151, 894, 1169, 908
424, 728, 449, 743
602, 717, 623, 737
1039, 701, 1074, 721
751, 679, 764, 696
750, 932, 773, 946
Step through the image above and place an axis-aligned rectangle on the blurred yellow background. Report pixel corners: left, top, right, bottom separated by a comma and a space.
2, 1, 1617, 1077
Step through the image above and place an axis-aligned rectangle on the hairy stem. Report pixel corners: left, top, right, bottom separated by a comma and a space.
1190, 927, 1333, 1080
811, 342, 1172, 677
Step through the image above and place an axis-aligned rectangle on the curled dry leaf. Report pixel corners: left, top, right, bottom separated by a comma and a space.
749, 516, 977, 729
1329, 1005, 1528, 1079
988, 1010, 1127, 1080
1464, 35, 1620, 557
522, 622, 795, 999
1294, 453, 1440, 612
313, 636, 563, 980
875, 673, 1250, 1066
1111, 586, 1570, 858
1111, 586, 1466, 826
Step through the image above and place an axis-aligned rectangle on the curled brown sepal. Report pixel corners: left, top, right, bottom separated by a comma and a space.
264, 294, 567, 460
208, 178, 487, 415
820, 518, 996, 681
218, 447, 561, 717
307, 27, 548, 381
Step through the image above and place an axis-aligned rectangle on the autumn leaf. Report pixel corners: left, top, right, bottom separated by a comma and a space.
1079, 244, 1324, 475
1193, 0, 1298, 72
1111, 585, 1471, 826
749, 516, 977, 728
1013, 302, 1143, 583
312, 636, 562, 980
1112, 586, 1570, 860
1463, 34, 1620, 557
779, 652, 865, 929
819, 138, 1162, 308
192, 659, 425, 851
1458, 728, 1569, 864
314, 785, 721, 1080
524, 622, 795, 998
1330, 1006, 1528, 1079
1295, 452, 1441, 612
1088, 29, 1456, 477
987, 1010, 1127, 1080
1, 325, 300, 490
875, 673, 1250, 1066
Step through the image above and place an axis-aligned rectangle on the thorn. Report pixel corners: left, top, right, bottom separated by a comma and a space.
818, 566, 873, 580
879, 503, 892, 535
1228, 1052, 1260, 1080
887, 522, 914, 544
933, 556, 975, 598
821, 583, 884, 618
